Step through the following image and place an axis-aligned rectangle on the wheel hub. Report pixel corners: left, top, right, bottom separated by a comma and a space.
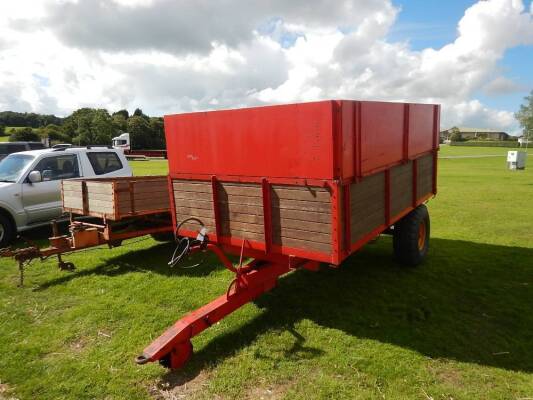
418, 220, 426, 251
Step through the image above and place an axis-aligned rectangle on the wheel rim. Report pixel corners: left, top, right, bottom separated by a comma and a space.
0, 224, 4, 242
417, 220, 426, 251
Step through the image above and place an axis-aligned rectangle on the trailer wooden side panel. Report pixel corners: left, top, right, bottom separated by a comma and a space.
218, 182, 265, 242
63, 176, 170, 220
271, 185, 331, 254
390, 161, 413, 218
417, 153, 434, 199
350, 172, 386, 244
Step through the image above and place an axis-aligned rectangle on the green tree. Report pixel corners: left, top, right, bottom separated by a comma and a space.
515, 90, 533, 143
9, 127, 41, 142
133, 108, 144, 117
41, 124, 71, 144
127, 115, 151, 149
112, 109, 129, 119
90, 109, 115, 144
149, 117, 165, 149
449, 127, 462, 142
0, 123, 5, 136
112, 113, 128, 132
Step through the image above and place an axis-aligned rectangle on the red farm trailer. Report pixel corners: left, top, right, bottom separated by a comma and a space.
0, 99, 439, 370
134, 99, 440, 369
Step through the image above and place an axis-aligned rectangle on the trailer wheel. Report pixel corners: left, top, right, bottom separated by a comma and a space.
0, 213, 15, 248
393, 204, 430, 267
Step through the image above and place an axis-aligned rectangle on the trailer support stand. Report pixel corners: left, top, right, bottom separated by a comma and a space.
136, 251, 318, 369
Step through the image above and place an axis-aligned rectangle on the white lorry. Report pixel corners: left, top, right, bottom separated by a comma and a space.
0, 146, 132, 247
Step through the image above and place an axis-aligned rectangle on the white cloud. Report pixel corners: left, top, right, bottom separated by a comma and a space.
0, 0, 531, 135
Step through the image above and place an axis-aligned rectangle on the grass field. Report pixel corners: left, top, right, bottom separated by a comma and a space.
0, 147, 532, 399
0, 136, 9, 142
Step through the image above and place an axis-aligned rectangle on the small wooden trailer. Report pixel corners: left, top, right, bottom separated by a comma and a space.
1, 176, 173, 285
135, 100, 439, 369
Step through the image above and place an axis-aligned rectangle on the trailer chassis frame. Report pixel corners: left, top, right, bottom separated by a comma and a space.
135, 242, 319, 369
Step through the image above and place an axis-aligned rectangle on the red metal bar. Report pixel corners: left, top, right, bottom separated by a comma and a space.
167, 175, 177, 234
354, 101, 362, 180
412, 158, 418, 207
261, 178, 273, 254
384, 169, 391, 226
135, 253, 308, 369
432, 150, 438, 195
329, 182, 342, 264
403, 103, 410, 162
211, 176, 222, 241
343, 182, 351, 257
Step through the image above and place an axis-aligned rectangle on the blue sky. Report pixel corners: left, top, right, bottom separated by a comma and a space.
390, 0, 532, 116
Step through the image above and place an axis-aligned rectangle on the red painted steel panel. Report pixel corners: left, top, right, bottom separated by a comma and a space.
359, 101, 405, 175
408, 103, 436, 157
340, 101, 355, 180
165, 101, 335, 180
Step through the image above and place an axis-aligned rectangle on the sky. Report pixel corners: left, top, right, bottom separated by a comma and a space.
0, 0, 531, 134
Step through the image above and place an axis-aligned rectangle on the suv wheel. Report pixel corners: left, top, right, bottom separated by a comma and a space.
0, 214, 15, 248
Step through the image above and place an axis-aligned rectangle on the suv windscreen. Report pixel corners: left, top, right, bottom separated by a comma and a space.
0, 154, 35, 182
32, 154, 80, 181
86, 152, 123, 175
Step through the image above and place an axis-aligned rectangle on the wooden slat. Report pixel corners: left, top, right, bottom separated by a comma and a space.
220, 228, 264, 242
173, 198, 213, 210
273, 208, 331, 224
173, 181, 213, 193
217, 193, 263, 207
174, 191, 214, 202
271, 198, 330, 212
217, 212, 263, 225
271, 186, 331, 202
175, 213, 216, 226
221, 220, 264, 234
271, 218, 330, 234
274, 236, 331, 253
219, 203, 263, 216
85, 182, 113, 195
218, 183, 262, 197
272, 226, 331, 244
175, 206, 215, 219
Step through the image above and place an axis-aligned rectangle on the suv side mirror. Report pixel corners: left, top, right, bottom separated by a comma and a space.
28, 170, 42, 183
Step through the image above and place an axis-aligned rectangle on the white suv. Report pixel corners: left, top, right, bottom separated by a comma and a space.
0, 146, 132, 247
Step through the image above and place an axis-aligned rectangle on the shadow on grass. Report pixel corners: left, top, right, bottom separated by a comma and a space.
33, 241, 228, 290
158, 237, 532, 387
22, 232, 533, 377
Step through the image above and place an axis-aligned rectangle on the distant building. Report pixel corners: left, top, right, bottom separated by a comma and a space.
440, 127, 511, 142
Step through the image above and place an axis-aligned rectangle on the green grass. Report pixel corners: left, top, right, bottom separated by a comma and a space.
0, 136, 9, 142
0, 147, 532, 399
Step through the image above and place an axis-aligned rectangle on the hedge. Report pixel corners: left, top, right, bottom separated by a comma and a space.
450, 141, 520, 148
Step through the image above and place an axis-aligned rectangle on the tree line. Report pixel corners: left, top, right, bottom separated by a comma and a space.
0, 108, 165, 150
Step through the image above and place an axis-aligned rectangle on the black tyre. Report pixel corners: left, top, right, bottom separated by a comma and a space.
393, 204, 430, 267
0, 213, 15, 248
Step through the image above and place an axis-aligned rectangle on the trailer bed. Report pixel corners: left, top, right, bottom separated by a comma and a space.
165, 100, 439, 265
